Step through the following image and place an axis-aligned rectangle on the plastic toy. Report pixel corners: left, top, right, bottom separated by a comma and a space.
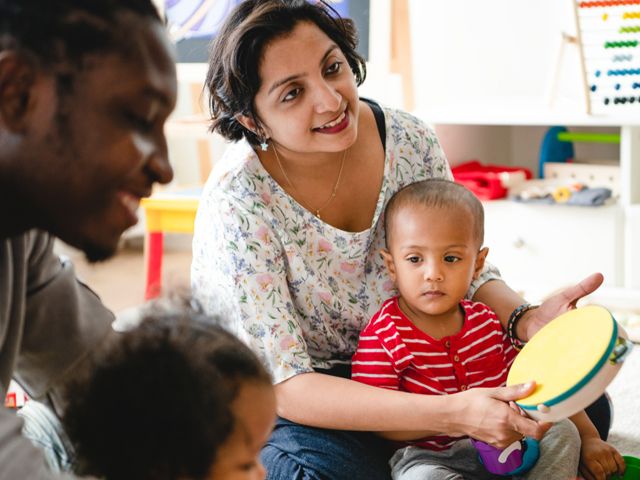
451, 160, 532, 200
612, 455, 640, 479
538, 127, 574, 178
539, 126, 621, 179
472, 438, 540, 476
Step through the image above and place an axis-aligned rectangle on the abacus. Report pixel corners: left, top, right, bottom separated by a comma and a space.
575, 0, 640, 113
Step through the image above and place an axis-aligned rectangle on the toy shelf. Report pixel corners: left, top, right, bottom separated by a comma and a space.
414, 107, 640, 297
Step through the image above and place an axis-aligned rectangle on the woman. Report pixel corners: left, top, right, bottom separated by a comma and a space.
192, 1, 609, 478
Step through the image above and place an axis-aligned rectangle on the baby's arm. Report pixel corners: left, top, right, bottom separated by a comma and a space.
569, 410, 625, 480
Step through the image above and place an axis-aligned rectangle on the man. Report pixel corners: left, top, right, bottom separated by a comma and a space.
0, 1, 176, 476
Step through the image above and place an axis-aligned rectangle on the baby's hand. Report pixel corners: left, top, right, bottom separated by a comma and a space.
578, 437, 625, 480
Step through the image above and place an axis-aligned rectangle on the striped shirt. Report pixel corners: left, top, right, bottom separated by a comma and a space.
351, 297, 517, 451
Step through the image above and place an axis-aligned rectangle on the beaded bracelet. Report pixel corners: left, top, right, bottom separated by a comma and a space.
507, 303, 539, 351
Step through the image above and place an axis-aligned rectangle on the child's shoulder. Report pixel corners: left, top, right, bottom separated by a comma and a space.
361, 297, 402, 333
460, 299, 499, 321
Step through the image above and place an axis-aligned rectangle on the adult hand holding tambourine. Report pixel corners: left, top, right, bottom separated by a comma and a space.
502, 304, 632, 478
481, 303, 632, 477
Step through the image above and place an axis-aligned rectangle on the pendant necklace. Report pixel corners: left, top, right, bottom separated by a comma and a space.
272, 145, 348, 220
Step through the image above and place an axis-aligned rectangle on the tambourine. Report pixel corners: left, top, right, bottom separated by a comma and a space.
507, 305, 633, 422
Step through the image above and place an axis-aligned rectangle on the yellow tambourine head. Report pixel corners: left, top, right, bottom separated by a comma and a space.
507, 305, 629, 421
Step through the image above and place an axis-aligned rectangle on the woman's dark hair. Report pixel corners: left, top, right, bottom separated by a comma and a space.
0, 0, 161, 69
206, 0, 367, 146
63, 303, 271, 480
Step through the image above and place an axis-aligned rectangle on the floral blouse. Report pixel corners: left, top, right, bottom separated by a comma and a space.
191, 106, 501, 384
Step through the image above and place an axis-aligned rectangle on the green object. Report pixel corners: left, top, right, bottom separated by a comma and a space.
557, 131, 621, 144
605, 40, 639, 48
612, 455, 640, 479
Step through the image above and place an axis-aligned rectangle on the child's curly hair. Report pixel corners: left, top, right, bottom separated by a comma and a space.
63, 303, 271, 480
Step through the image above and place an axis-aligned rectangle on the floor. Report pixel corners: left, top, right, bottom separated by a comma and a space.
607, 347, 640, 458
56, 237, 640, 459
55, 235, 193, 313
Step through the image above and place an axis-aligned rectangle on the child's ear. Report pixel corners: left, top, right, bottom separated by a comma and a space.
0, 52, 36, 132
473, 247, 489, 280
380, 248, 397, 282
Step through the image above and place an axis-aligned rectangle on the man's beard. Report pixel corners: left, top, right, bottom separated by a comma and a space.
81, 239, 118, 264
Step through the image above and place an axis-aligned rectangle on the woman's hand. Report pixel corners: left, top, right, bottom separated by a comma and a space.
518, 272, 604, 342
448, 382, 551, 449
578, 436, 626, 480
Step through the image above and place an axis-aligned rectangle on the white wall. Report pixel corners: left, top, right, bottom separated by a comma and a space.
408, 0, 581, 110
164, 1, 620, 179
402, 1, 619, 172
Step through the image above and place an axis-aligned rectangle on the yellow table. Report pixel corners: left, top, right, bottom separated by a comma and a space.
140, 192, 200, 299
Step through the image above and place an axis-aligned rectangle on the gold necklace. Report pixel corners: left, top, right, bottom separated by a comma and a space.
272, 144, 347, 220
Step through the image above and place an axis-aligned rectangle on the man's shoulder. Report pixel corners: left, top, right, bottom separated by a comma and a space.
1, 230, 53, 259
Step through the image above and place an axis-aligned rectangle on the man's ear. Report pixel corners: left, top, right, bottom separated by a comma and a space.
380, 248, 397, 282
0, 52, 36, 132
473, 247, 489, 280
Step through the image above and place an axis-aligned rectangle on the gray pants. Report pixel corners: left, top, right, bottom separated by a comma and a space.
390, 419, 580, 480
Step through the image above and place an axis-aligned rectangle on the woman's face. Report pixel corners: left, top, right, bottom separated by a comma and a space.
251, 21, 360, 155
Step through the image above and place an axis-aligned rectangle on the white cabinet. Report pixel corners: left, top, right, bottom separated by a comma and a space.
483, 201, 624, 300
626, 206, 640, 290
415, 109, 640, 300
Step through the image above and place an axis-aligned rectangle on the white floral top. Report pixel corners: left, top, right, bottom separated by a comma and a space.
191, 106, 501, 384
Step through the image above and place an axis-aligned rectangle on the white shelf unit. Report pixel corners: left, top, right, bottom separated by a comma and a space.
415, 108, 640, 301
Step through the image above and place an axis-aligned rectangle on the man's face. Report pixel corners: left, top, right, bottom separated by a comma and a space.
23, 16, 177, 261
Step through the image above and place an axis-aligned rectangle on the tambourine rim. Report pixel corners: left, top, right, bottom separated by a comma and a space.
516, 312, 618, 410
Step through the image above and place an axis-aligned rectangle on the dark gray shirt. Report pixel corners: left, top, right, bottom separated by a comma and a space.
0, 230, 113, 478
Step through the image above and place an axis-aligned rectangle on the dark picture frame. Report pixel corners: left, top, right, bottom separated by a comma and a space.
166, 0, 370, 63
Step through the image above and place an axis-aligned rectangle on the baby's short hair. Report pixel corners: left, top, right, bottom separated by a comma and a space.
63, 302, 270, 480
384, 179, 484, 248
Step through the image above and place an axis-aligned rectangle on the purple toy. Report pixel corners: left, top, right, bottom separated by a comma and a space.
471, 438, 540, 476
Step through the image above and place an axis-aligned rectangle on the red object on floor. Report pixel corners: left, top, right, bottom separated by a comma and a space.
452, 160, 533, 200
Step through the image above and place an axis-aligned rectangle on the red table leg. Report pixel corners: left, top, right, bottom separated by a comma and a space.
145, 231, 164, 300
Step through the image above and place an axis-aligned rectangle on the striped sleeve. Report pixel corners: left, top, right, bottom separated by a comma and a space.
352, 326, 400, 391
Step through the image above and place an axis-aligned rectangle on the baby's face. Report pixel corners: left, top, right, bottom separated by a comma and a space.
384, 204, 485, 322
208, 382, 276, 480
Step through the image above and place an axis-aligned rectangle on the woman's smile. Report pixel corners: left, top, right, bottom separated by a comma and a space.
313, 108, 349, 134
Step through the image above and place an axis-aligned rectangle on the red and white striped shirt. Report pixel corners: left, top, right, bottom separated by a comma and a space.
351, 297, 517, 451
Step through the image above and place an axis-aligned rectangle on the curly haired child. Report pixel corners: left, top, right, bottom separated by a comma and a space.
63, 304, 275, 480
